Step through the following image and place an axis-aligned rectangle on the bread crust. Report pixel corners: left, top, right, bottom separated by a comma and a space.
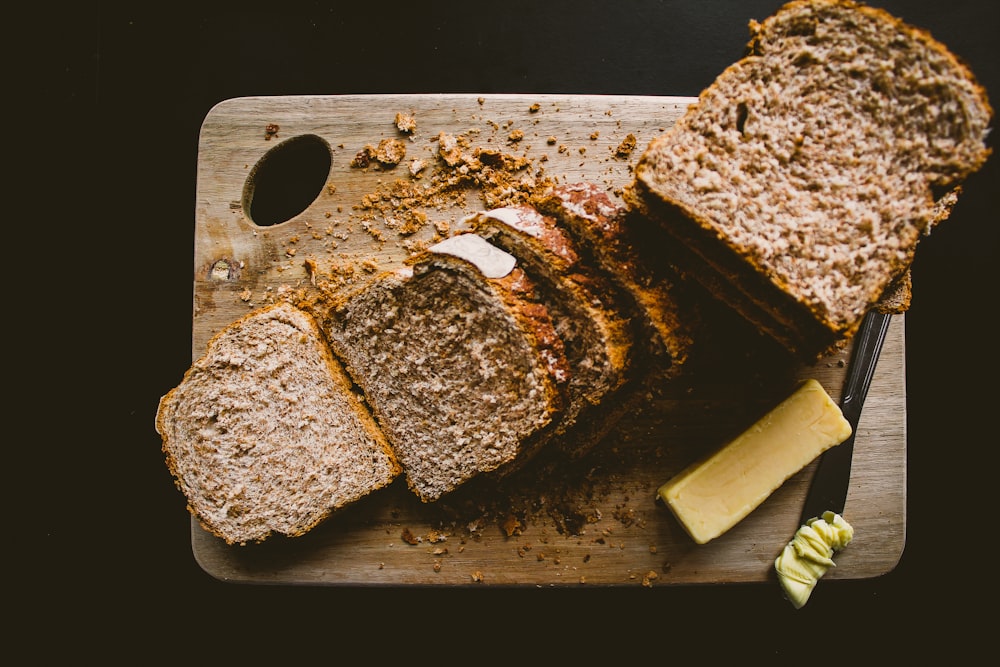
466, 205, 637, 468
536, 182, 700, 375
320, 250, 570, 502
156, 302, 400, 545
632, 0, 992, 359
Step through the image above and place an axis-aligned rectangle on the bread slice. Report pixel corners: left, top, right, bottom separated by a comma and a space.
155, 302, 401, 546
534, 182, 699, 378
629, 0, 992, 359
320, 238, 569, 502
464, 204, 635, 464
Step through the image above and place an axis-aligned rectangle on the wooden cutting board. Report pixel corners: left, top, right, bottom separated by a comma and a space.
188, 94, 905, 587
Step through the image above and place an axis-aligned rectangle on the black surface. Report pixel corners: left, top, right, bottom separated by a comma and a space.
34, 0, 998, 659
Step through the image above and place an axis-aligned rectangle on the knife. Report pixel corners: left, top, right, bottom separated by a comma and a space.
799, 309, 892, 523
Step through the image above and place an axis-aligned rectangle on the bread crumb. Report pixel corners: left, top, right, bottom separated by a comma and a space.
502, 514, 523, 536
397, 210, 429, 235
344, 130, 555, 255
401, 528, 420, 545
264, 123, 279, 140
394, 112, 416, 134
352, 138, 407, 168
613, 504, 637, 527
437, 132, 463, 166
529, 103, 540, 113
350, 147, 373, 168
615, 133, 637, 158
471, 571, 484, 582
375, 138, 406, 166
409, 158, 427, 177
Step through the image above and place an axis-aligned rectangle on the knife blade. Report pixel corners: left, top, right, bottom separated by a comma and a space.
798, 309, 892, 523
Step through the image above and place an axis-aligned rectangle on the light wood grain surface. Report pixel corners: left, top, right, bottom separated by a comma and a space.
188, 94, 905, 587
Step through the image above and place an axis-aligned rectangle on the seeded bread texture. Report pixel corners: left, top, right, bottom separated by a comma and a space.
631, 0, 992, 359
321, 251, 568, 502
155, 302, 400, 545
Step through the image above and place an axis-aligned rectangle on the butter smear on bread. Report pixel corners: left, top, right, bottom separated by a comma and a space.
657, 379, 851, 544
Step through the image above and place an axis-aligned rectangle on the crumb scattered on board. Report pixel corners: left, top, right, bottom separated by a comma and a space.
264, 102, 645, 302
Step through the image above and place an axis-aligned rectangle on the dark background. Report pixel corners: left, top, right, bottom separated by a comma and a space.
35, 0, 997, 659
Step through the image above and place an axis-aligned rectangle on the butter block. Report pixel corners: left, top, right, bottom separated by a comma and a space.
657, 379, 852, 544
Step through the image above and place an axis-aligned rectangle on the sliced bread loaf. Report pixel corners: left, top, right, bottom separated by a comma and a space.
535, 182, 700, 379
629, 0, 992, 359
464, 204, 635, 464
320, 237, 569, 502
155, 302, 401, 545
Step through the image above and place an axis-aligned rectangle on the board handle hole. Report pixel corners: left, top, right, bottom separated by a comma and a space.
243, 134, 331, 227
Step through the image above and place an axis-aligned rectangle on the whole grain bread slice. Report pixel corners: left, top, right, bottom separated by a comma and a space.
464, 204, 636, 466
320, 238, 569, 502
155, 302, 400, 545
630, 0, 992, 359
